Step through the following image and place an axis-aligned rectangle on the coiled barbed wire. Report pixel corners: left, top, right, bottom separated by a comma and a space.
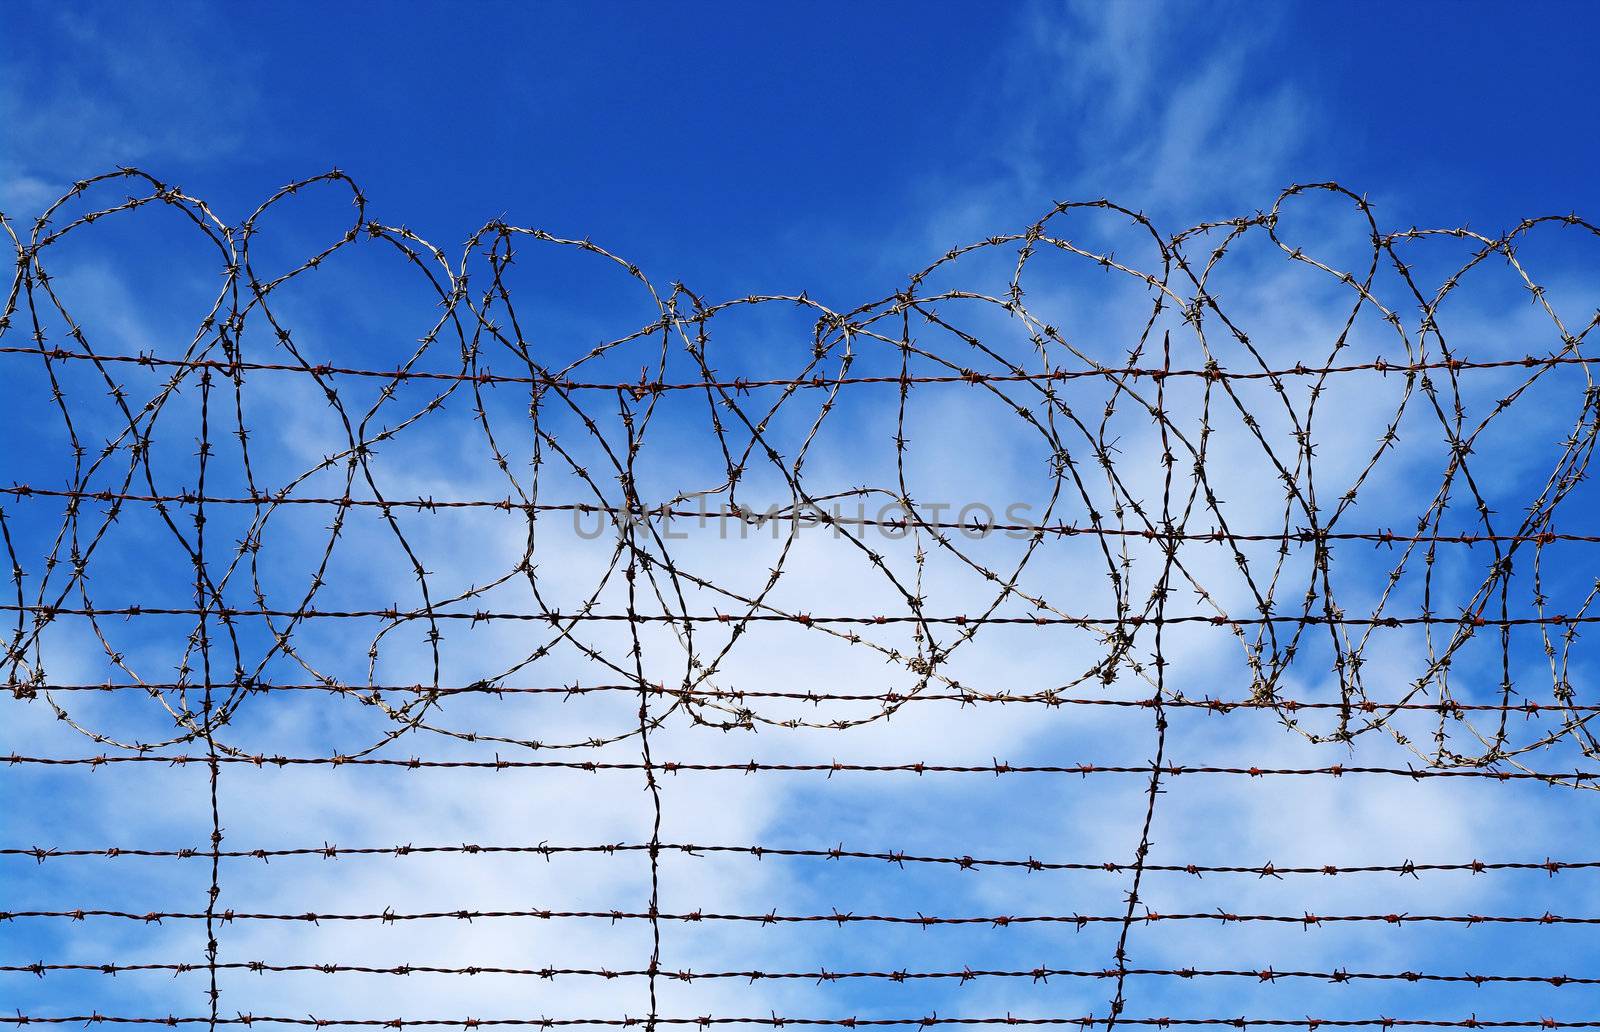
4, 170, 1598, 771
3, 170, 1600, 1031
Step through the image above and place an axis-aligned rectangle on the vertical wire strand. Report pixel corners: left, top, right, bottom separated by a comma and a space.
195, 368, 222, 1032
1105, 333, 1176, 1031
620, 388, 664, 1032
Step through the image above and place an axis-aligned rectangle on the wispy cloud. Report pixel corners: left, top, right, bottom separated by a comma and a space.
900, 0, 1307, 252
1, 3, 262, 211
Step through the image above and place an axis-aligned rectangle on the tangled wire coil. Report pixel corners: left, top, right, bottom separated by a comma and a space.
3, 168, 1599, 785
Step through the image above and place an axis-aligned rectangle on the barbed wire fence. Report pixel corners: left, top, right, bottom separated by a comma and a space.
3, 169, 1600, 1029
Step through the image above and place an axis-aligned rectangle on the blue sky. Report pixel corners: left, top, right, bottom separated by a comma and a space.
5, 1, 1600, 1028
7, 2, 1600, 294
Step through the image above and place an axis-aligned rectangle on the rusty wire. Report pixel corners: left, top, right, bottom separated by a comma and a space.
3, 169, 1600, 1029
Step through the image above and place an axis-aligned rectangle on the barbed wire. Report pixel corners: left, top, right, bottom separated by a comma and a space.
7, 1016, 1600, 1030
3, 169, 1600, 1030
2, 841, 1593, 878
